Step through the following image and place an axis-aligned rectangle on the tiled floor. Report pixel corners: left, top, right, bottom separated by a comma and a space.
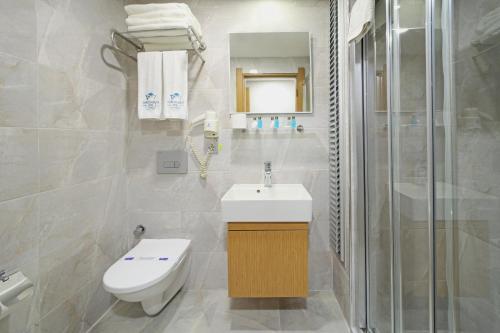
88, 289, 350, 333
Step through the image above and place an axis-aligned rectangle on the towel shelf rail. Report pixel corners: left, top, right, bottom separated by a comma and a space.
109, 26, 206, 63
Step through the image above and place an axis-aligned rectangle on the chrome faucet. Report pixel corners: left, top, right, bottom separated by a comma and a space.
0, 269, 15, 282
264, 161, 272, 187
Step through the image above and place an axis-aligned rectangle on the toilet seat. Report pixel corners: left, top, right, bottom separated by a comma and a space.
103, 239, 191, 294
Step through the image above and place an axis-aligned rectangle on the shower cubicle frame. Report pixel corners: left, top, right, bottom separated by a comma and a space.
350, 0, 441, 332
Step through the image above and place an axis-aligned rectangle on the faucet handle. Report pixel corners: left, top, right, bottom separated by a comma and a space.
0, 268, 17, 282
264, 161, 272, 171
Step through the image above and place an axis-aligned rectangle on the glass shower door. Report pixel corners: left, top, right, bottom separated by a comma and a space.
389, 0, 431, 331
434, 0, 500, 331
360, 1, 500, 332
365, 1, 392, 332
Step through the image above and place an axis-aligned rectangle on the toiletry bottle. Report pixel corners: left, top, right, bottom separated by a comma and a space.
274, 116, 280, 129
270, 117, 275, 129
257, 117, 263, 129
291, 116, 297, 129
252, 117, 257, 129
286, 117, 291, 128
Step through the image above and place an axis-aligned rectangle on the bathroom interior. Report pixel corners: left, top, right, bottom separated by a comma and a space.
0, 0, 499, 332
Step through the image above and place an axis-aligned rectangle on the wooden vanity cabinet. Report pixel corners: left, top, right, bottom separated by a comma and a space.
227, 222, 308, 298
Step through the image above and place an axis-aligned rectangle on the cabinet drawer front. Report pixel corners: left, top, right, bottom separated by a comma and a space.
228, 222, 308, 231
228, 228, 308, 297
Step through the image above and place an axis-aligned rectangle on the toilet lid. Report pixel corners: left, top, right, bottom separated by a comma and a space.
103, 239, 191, 294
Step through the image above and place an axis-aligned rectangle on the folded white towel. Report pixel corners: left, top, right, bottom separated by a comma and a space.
127, 15, 199, 28
137, 52, 163, 119
162, 51, 188, 120
126, 9, 193, 21
127, 17, 202, 37
125, 3, 191, 16
128, 21, 202, 38
125, 30, 195, 39
348, 0, 374, 42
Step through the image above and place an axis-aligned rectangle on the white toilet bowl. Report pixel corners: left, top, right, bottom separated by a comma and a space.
103, 238, 191, 316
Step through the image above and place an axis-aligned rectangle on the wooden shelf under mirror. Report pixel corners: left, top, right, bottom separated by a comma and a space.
236, 67, 306, 113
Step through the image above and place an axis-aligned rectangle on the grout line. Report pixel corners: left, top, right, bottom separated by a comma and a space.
85, 299, 120, 333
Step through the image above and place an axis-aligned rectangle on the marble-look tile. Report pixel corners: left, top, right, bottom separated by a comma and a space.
128, 211, 183, 240
0, 0, 37, 61
37, 3, 90, 72
79, 84, 127, 130
38, 179, 111, 256
206, 291, 281, 332
0, 53, 37, 127
39, 129, 124, 191
279, 291, 350, 332
309, 251, 333, 291
0, 195, 39, 271
0, 128, 39, 202
37, 65, 80, 128
0, 195, 40, 333
39, 282, 91, 333
39, 232, 96, 317
185, 252, 211, 290
332, 254, 350, 322
229, 130, 291, 172
89, 289, 350, 333
127, 172, 225, 212
456, 230, 500, 305
89, 301, 154, 333
202, 251, 228, 290
83, 272, 117, 329
125, 130, 185, 172
181, 212, 223, 252
97, 174, 129, 261
38, 65, 127, 130
140, 290, 211, 333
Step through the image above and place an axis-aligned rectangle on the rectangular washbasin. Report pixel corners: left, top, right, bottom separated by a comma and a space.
221, 184, 312, 222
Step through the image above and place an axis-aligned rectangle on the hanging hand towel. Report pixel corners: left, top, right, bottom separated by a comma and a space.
348, 0, 374, 42
137, 52, 163, 119
162, 51, 188, 120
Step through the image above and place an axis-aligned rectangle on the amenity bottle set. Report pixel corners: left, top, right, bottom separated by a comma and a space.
251, 116, 298, 130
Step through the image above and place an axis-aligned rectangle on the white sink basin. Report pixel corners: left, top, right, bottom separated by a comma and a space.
221, 184, 313, 222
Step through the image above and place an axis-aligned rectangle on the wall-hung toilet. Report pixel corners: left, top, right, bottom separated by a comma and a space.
103, 239, 191, 316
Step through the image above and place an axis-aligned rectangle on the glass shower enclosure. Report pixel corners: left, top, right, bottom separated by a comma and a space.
351, 0, 500, 332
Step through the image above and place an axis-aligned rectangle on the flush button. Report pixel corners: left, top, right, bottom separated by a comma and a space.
157, 151, 188, 174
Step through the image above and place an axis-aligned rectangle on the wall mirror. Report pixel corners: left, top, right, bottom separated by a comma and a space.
229, 32, 313, 114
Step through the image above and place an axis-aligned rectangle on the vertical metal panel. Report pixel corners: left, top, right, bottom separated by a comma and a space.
329, 0, 343, 260
385, 1, 398, 332
425, 0, 437, 331
350, 39, 368, 330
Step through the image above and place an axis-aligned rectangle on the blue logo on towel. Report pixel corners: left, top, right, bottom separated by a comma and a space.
159, 257, 169, 261
143, 92, 160, 111
166, 92, 184, 110
124, 257, 134, 261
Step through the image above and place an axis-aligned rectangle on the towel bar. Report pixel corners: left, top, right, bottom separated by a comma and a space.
108, 27, 206, 64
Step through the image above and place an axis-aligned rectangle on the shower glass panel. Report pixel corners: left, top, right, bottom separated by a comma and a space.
390, 0, 430, 331
357, 0, 500, 331
366, 1, 391, 333
435, 0, 500, 332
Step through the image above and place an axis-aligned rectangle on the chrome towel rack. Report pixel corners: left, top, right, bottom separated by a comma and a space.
109, 26, 207, 63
